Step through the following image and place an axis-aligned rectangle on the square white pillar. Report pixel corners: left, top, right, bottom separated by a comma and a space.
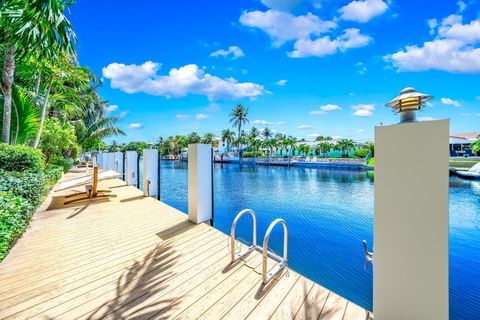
125, 151, 138, 187
143, 149, 159, 198
374, 119, 449, 320
188, 144, 213, 224
114, 152, 124, 178
106, 152, 115, 171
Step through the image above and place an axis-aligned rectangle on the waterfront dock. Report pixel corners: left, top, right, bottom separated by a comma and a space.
0, 171, 370, 320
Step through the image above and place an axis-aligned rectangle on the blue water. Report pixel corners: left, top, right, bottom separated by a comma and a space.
150, 161, 480, 319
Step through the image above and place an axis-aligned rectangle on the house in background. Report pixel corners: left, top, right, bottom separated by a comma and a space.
449, 132, 480, 157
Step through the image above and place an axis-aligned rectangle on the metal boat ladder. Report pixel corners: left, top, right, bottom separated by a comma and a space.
230, 210, 289, 284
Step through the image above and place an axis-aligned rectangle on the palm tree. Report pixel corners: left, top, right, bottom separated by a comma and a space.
201, 132, 218, 147
221, 129, 235, 152
75, 103, 125, 151
1, 0, 77, 143
316, 142, 333, 157
187, 132, 201, 144
336, 139, 356, 157
262, 127, 272, 140
229, 104, 249, 160
282, 136, 297, 167
471, 136, 480, 154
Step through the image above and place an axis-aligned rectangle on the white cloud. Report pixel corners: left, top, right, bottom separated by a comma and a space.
460, 112, 471, 116
106, 104, 119, 112
275, 121, 286, 125
418, 116, 436, 121
308, 133, 320, 138
356, 62, 367, 75
252, 119, 273, 125
351, 104, 375, 117
128, 123, 143, 129
441, 97, 461, 107
310, 104, 342, 115
239, 10, 336, 46
275, 79, 287, 86
387, 14, 480, 73
339, 0, 388, 23
357, 129, 364, 133
288, 28, 372, 58
176, 114, 191, 120
103, 61, 265, 100
457, 1, 467, 12
298, 124, 313, 130
205, 103, 220, 112
119, 111, 129, 117
210, 46, 245, 59
476, 96, 480, 100
427, 18, 438, 35
196, 113, 210, 120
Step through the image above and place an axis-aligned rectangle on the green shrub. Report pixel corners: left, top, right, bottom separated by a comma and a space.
0, 170, 46, 206
354, 148, 371, 158
50, 155, 75, 173
0, 191, 34, 260
242, 151, 263, 158
45, 165, 63, 185
0, 143, 45, 173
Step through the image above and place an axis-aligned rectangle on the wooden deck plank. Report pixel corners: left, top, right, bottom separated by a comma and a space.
0, 171, 370, 320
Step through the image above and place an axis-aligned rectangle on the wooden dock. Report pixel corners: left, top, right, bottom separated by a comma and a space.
0, 170, 371, 319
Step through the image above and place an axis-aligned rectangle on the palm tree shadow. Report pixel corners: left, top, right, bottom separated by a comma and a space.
85, 225, 194, 319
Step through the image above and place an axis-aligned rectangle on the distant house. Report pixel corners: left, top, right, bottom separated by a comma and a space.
449, 132, 479, 156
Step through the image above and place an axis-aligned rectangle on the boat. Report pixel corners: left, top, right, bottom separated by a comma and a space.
455, 162, 480, 180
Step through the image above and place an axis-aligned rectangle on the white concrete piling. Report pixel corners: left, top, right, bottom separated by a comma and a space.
125, 151, 138, 187
143, 149, 159, 198
188, 144, 213, 224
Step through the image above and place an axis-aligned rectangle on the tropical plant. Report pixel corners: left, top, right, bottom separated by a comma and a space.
316, 142, 333, 157
40, 117, 77, 165
221, 129, 235, 151
229, 104, 249, 159
75, 104, 125, 151
121, 141, 149, 154
262, 127, 272, 140
336, 139, 356, 157
0, 143, 44, 172
282, 136, 297, 166
470, 137, 479, 154
1, 0, 77, 144
187, 132, 201, 144
201, 132, 218, 147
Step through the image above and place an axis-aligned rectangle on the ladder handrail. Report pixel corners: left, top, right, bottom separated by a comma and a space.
262, 218, 288, 284
230, 209, 257, 263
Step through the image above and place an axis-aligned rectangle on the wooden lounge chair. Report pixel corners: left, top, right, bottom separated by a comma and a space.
62, 166, 117, 205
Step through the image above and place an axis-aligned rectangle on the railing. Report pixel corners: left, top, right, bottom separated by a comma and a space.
262, 218, 288, 284
230, 209, 257, 263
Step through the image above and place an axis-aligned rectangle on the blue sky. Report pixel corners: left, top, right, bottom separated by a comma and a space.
69, 0, 480, 143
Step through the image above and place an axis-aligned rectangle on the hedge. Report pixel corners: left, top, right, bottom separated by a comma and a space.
0, 143, 45, 173
0, 191, 35, 261
354, 148, 371, 159
0, 170, 46, 206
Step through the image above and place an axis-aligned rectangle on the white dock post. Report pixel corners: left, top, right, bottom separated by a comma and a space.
374, 118, 449, 319
125, 151, 138, 187
143, 149, 159, 198
188, 144, 213, 224
114, 152, 124, 178
106, 152, 115, 171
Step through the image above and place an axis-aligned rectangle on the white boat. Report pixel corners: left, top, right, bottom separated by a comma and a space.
455, 162, 480, 180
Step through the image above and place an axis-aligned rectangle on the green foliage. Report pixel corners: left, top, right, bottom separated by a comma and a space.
242, 151, 263, 158
0, 170, 46, 206
471, 139, 480, 154
0, 191, 35, 261
44, 165, 63, 185
40, 118, 77, 165
0, 143, 45, 172
121, 141, 148, 154
354, 148, 371, 158
367, 157, 375, 166
50, 155, 74, 172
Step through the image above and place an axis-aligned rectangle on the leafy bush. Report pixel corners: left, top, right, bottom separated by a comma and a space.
0, 170, 46, 206
0, 143, 45, 173
45, 165, 63, 186
40, 118, 77, 165
354, 148, 371, 158
242, 151, 263, 158
50, 155, 75, 173
0, 191, 34, 260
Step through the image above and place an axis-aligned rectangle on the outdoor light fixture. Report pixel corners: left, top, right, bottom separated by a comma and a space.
385, 87, 433, 123
148, 141, 154, 149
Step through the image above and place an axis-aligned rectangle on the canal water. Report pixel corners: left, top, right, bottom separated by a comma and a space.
141, 160, 480, 319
